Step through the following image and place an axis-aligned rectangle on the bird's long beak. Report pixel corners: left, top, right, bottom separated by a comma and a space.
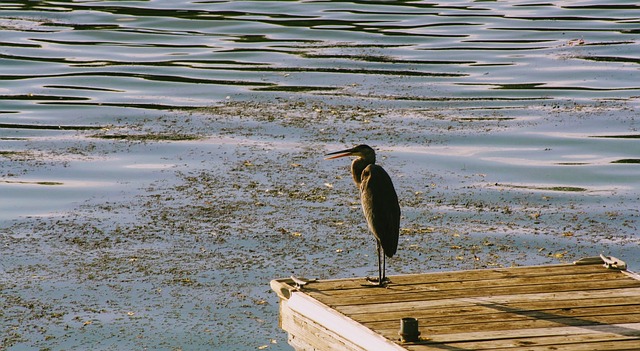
325, 148, 355, 160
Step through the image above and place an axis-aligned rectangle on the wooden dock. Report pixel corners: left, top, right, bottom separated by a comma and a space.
271, 257, 640, 350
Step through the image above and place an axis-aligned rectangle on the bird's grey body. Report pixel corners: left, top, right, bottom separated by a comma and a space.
360, 164, 400, 259
326, 144, 400, 286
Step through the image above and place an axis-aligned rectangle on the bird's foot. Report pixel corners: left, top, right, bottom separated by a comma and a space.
365, 276, 391, 287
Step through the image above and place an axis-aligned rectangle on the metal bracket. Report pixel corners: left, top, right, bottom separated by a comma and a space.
290, 275, 317, 290
599, 254, 627, 270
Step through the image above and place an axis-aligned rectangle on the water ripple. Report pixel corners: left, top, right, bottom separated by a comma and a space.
0, 0, 637, 119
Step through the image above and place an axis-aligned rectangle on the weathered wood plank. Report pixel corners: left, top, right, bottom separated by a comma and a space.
310, 277, 640, 306
405, 322, 640, 344
304, 271, 626, 302
301, 264, 611, 292
476, 339, 640, 351
351, 301, 640, 325
374, 312, 640, 337
418, 332, 640, 351
405, 337, 640, 351
337, 287, 640, 315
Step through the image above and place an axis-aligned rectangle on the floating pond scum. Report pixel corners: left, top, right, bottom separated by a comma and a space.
270, 255, 640, 351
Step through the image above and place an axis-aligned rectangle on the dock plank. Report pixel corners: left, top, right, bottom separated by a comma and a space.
406, 337, 640, 351
355, 303, 640, 326
375, 312, 640, 336
448, 331, 640, 351
305, 271, 623, 297
308, 277, 639, 306
405, 322, 640, 344
302, 264, 612, 293
272, 259, 640, 350
337, 287, 640, 315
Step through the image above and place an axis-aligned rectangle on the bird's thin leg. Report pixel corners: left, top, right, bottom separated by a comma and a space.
366, 242, 384, 286
378, 242, 383, 285
382, 251, 386, 283
381, 250, 392, 285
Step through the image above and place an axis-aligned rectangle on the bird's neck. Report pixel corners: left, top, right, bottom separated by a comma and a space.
351, 157, 374, 188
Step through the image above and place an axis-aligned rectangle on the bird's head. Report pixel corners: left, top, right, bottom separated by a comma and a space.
325, 144, 376, 163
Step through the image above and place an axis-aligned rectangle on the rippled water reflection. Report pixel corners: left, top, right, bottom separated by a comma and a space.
2, 0, 639, 120
1, 1, 639, 350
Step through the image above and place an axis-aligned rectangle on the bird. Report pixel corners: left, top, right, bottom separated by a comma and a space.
326, 144, 400, 286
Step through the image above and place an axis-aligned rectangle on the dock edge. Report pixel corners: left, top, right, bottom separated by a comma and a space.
270, 278, 406, 351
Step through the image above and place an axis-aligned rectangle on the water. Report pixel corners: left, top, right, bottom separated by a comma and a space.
1, 1, 639, 350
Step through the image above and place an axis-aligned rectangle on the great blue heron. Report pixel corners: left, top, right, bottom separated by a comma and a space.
326, 144, 400, 286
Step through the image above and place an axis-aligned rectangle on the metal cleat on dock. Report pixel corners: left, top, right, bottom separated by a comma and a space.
599, 254, 627, 270
290, 275, 317, 290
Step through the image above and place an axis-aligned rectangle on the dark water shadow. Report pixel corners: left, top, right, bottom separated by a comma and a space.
591, 135, 640, 139
612, 159, 640, 164
0, 123, 104, 130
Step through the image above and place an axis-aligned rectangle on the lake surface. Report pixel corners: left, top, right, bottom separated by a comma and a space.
1, 1, 639, 350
